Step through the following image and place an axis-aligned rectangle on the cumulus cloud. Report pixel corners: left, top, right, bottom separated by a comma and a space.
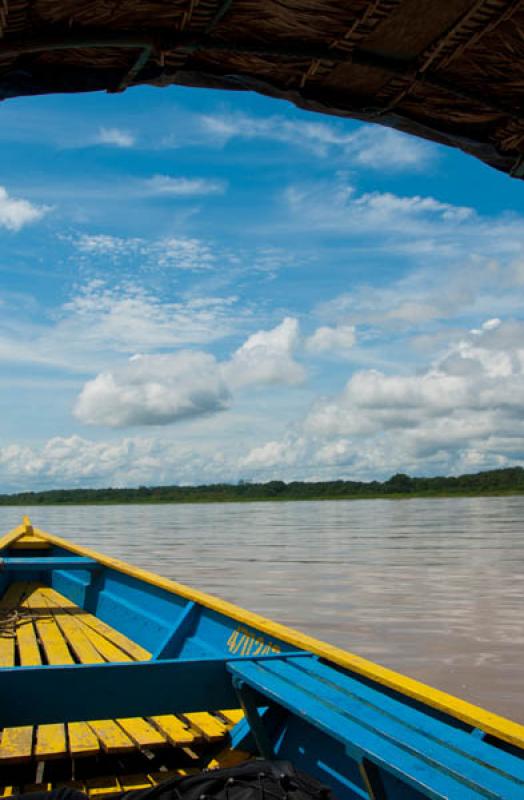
74, 351, 230, 427
305, 324, 356, 357
96, 127, 135, 147
74, 316, 307, 428
143, 175, 226, 196
306, 322, 524, 444
240, 437, 305, 469
241, 319, 524, 479
0, 186, 49, 231
225, 317, 305, 388
4, 318, 524, 485
0, 435, 233, 490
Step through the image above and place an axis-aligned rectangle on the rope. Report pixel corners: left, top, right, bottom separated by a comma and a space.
0, 606, 32, 638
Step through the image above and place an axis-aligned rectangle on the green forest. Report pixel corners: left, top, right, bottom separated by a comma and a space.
1, 466, 523, 505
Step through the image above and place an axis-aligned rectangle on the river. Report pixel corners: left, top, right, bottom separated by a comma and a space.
1, 496, 523, 722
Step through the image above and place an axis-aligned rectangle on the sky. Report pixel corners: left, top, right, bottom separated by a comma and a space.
0, 85, 523, 491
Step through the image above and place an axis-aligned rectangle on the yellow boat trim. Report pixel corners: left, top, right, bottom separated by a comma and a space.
3, 518, 524, 750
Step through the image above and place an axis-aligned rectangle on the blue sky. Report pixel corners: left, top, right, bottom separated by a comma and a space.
0, 85, 523, 490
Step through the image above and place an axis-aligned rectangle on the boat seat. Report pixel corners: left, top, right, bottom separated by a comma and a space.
0, 582, 242, 765
229, 655, 524, 800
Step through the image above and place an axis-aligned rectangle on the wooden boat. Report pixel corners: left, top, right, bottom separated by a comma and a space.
1, 518, 523, 799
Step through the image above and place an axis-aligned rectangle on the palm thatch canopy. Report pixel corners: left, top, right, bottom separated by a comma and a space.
0, 0, 523, 178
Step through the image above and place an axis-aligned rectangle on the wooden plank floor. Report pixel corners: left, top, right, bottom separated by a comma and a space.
0, 768, 202, 799
0, 582, 244, 771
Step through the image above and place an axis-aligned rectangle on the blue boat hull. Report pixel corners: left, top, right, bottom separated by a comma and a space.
1, 517, 523, 799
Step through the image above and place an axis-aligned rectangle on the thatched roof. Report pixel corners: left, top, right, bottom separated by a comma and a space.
1, 0, 523, 178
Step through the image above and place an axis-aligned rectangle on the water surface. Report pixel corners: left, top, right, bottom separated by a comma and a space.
2, 496, 523, 721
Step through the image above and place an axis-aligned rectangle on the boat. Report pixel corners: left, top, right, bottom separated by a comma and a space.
0, 517, 523, 799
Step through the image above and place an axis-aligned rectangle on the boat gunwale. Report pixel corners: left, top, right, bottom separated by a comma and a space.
2, 519, 524, 751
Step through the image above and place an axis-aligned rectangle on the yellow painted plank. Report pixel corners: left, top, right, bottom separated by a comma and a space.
18, 594, 68, 760
0, 727, 33, 763
183, 712, 227, 742
119, 775, 153, 791
22, 785, 53, 794
76, 614, 150, 661
41, 589, 166, 753
29, 591, 101, 758
0, 517, 36, 550
67, 722, 100, 758
16, 616, 42, 666
116, 717, 166, 748
0, 787, 17, 798
40, 588, 131, 663
149, 715, 200, 746
0, 584, 36, 764
0, 636, 14, 668
39, 593, 134, 756
55, 604, 202, 750
87, 720, 135, 754
40, 595, 104, 665
77, 625, 133, 663
16, 583, 42, 667
11, 536, 50, 550
86, 777, 121, 797
0, 583, 30, 667
25, 590, 72, 665
42, 587, 150, 660
207, 749, 250, 770
35, 724, 67, 759
219, 709, 244, 726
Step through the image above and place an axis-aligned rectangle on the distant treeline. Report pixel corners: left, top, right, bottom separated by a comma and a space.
1, 467, 524, 505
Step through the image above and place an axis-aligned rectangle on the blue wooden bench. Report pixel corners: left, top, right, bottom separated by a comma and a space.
228, 655, 524, 800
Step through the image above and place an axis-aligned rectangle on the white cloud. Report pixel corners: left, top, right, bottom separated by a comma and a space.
284, 181, 473, 238
305, 324, 356, 357
0, 432, 245, 491
143, 175, 226, 196
316, 258, 524, 334
0, 186, 49, 231
60, 282, 239, 356
0, 281, 241, 372
74, 352, 230, 427
282, 179, 523, 273
73, 316, 307, 428
241, 319, 524, 480
199, 113, 433, 170
75, 233, 142, 255
225, 317, 305, 388
155, 238, 216, 270
345, 126, 432, 171
2, 317, 524, 486
240, 438, 304, 469
96, 127, 135, 148
74, 233, 216, 271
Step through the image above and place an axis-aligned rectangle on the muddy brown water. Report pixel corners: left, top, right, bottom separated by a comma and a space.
2, 496, 523, 721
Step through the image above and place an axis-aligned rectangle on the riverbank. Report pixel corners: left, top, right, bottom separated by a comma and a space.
1, 466, 523, 505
